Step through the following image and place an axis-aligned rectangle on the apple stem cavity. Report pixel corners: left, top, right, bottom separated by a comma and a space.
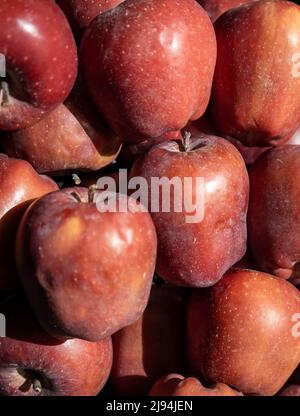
0, 80, 10, 107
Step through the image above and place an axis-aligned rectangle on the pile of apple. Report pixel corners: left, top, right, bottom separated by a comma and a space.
0, 0, 300, 397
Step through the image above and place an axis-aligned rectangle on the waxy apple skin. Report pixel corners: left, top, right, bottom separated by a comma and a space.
1, 84, 122, 175
211, 0, 300, 146
248, 145, 300, 280
130, 135, 249, 287
187, 269, 300, 396
16, 188, 157, 341
149, 374, 242, 396
0, 154, 58, 291
80, 0, 216, 143
0, 299, 112, 396
111, 284, 189, 396
0, 0, 77, 130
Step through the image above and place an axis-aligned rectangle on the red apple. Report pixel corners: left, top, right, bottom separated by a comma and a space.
1, 81, 122, 175
111, 283, 189, 396
211, 0, 300, 147
187, 269, 300, 396
118, 130, 182, 169
248, 145, 300, 280
0, 0, 77, 130
278, 385, 300, 396
186, 115, 269, 165
57, 0, 125, 41
130, 135, 249, 287
16, 187, 157, 341
0, 297, 112, 396
0, 154, 58, 291
80, 0, 216, 143
278, 365, 300, 396
197, 0, 256, 22
149, 373, 242, 396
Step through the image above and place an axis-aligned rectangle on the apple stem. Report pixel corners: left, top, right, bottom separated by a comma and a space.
33, 379, 42, 395
0, 80, 9, 107
88, 184, 97, 204
72, 173, 81, 185
182, 131, 191, 151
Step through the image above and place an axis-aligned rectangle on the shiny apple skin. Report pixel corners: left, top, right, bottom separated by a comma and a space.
16, 188, 157, 341
248, 145, 300, 280
1, 83, 122, 175
211, 0, 300, 147
80, 0, 216, 143
0, 154, 58, 291
187, 269, 300, 396
0, 298, 112, 396
197, 0, 255, 22
111, 284, 189, 396
149, 374, 242, 396
130, 135, 249, 287
0, 0, 77, 130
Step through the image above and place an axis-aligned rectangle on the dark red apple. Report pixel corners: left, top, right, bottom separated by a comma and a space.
0, 154, 58, 291
0, 0, 77, 130
1, 82, 122, 175
211, 0, 300, 146
187, 269, 300, 396
111, 283, 189, 396
186, 115, 269, 166
149, 373, 243, 396
80, 0, 216, 143
118, 130, 182, 169
278, 365, 300, 396
0, 297, 112, 396
130, 135, 249, 287
197, 0, 256, 22
16, 187, 157, 341
57, 0, 125, 41
248, 146, 300, 280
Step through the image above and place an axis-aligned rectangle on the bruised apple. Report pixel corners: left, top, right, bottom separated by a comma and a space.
211, 0, 300, 147
16, 188, 157, 341
187, 269, 300, 396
